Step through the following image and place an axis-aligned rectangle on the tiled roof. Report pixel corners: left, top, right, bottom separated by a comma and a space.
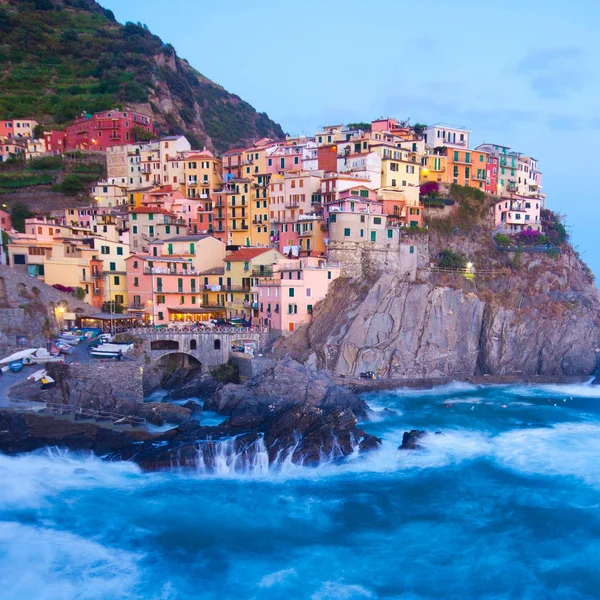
226, 247, 273, 262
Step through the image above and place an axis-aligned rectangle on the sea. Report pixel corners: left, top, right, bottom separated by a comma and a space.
2, 382, 600, 599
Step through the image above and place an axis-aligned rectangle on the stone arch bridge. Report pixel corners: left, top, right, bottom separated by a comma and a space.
129, 327, 270, 371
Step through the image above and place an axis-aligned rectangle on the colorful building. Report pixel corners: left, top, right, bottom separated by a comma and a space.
255, 256, 340, 333
65, 109, 155, 151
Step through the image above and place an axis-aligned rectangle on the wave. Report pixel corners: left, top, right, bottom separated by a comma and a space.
0, 449, 144, 511
0, 521, 142, 600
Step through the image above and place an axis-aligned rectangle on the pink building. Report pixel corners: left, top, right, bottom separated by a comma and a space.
0, 209, 12, 231
486, 156, 498, 195
323, 186, 382, 219
65, 109, 155, 151
255, 257, 340, 333
493, 197, 542, 233
266, 145, 303, 174
44, 131, 67, 154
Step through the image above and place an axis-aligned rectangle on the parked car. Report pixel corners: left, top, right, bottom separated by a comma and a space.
359, 371, 377, 380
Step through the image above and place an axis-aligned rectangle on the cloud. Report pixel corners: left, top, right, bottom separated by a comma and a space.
516, 46, 584, 99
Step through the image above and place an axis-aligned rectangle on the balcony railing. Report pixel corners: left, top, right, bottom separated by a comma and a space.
252, 267, 274, 277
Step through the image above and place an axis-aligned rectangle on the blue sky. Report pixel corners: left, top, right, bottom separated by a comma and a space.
103, 0, 600, 277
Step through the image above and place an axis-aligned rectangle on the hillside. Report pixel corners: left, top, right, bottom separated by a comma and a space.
0, 0, 284, 152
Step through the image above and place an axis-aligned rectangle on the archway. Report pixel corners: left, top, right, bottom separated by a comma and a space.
190, 339, 197, 351
143, 352, 202, 397
150, 339, 179, 351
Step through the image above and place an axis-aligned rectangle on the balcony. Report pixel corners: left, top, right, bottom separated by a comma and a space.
128, 303, 144, 310
252, 267, 273, 277
223, 285, 251, 292
285, 201, 300, 209
472, 173, 486, 181
243, 301, 258, 309
93, 288, 102, 295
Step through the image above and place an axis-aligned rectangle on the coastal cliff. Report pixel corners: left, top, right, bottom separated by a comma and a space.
276, 234, 600, 379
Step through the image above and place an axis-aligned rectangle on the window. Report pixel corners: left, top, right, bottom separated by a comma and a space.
214, 339, 221, 350
307, 304, 313, 314
344, 228, 351, 237
191, 280, 196, 292
133, 261, 138, 269
165, 225, 170, 234
116, 247, 123, 256
370, 231, 376, 242
158, 312, 164, 321
373, 217, 382, 225
114, 276, 120, 285
330, 214, 336, 223
387, 229, 393, 239
360, 189, 369, 198
178, 278, 183, 293
109, 262, 116, 271
132, 225, 138, 234
101, 246, 109, 254
133, 277, 139, 287
454, 151, 459, 161
289, 288, 295, 297
306, 288, 312, 297
115, 295, 124, 304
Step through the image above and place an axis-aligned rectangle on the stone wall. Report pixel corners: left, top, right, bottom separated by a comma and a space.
0, 265, 97, 352
231, 353, 277, 380
328, 234, 429, 281
46, 362, 143, 412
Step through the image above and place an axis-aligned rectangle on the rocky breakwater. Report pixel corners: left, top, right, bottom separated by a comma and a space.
0, 360, 380, 471
112, 359, 380, 471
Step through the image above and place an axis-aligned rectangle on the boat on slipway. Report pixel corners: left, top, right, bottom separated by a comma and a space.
89, 343, 134, 359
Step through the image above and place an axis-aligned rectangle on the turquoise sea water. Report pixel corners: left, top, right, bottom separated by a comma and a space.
2, 382, 600, 599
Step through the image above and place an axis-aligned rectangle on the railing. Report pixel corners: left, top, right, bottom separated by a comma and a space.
6, 400, 146, 425
252, 268, 274, 277
129, 326, 269, 335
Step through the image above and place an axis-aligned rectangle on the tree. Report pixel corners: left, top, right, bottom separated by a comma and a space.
102, 301, 124, 314
10, 202, 33, 232
75, 287, 86, 301
53, 174, 85, 196
132, 125, 154, 142
33, 124, 45, 139
439, 249, 467, 269
413, 123, 427, 136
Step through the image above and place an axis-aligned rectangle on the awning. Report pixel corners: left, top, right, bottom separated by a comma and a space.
79, 313, 138, 321
167, 307, 223, 315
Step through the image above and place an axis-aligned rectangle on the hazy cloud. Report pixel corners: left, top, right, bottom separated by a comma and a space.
516, 47, 584, 99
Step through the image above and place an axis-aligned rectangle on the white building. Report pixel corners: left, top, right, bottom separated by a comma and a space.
424, 123, 470, 149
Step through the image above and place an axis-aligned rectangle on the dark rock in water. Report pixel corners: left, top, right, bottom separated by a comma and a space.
592, 373, 600, 385
204, 358, 370, 419
112, 398, 381, 471
137, 402, 192, 426
165, 373, 219, 400
399, 430, 427, 450
0, 411, 151, 456
183, 400, 203, 413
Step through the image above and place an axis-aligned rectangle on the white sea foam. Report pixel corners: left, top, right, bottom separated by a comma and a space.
258, 567, 297, 588
0, 522, 141, 600
385, 381, 482, 397
311, 582, 374, 600
493, 422, 600, 486
0, 449, 143, 510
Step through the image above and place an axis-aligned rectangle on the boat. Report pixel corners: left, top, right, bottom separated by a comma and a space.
55, 340, 75, 355
27, 368, 47, 382
90, 343, 133, 359
0, 349, 37, 366
9, 360, 23, 372
40, 375, 55, 389
58, 335, 80, 345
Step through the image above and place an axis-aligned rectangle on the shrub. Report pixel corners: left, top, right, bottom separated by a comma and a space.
439, 249, 467, 269
101, 301, 124, 314
75, 287, 86, 300
10, 201, 33, 232
52, 174, 86, 195
28, 156, 63, 170
420, 181, 439, 198
547, 248, 560, 259
494, 233, 511, 247
210, 360, 239, 384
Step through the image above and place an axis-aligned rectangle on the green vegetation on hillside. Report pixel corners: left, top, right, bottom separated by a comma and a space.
0, 0, 284, 152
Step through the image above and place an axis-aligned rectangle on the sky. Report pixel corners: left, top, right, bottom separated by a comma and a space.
102, 0, 600, 277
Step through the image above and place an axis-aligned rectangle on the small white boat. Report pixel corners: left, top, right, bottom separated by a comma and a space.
58, 336, 80, 345
0, 349, 37, 366
27, 368, 47, 382
90, 343, 133, 359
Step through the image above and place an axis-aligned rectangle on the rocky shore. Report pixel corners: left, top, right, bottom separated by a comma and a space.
0, 359, 381, 471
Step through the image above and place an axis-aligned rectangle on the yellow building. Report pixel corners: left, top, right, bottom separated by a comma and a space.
90, 238, 130, 306
249, 173, 271, 246
223, 247, 285, 318
183, 151, 222, 199
371, 142, 420, 205
420, 153, 448, 184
